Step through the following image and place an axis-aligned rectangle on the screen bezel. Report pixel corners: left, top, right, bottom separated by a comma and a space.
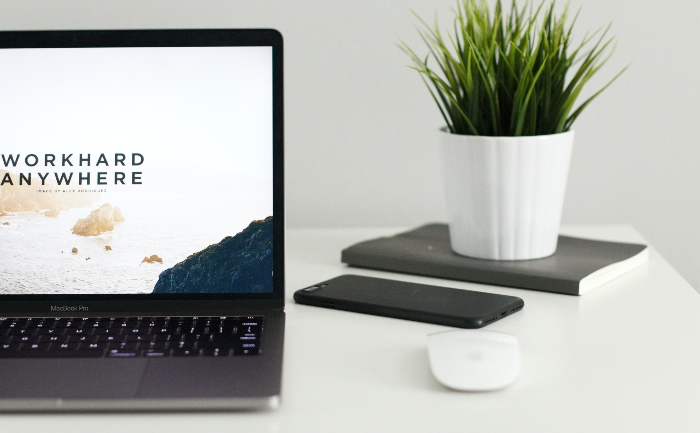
0, 29, 285, 314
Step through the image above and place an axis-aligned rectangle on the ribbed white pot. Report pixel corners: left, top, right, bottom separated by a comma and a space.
440, 129, 574, 260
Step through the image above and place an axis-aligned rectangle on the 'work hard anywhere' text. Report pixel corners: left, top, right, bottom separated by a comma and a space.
1, 153, 144, 186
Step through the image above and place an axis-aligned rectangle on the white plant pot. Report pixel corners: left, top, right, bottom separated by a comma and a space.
440, 129, 574, 260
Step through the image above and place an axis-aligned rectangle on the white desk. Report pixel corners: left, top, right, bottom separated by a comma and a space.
2, 225, 700, 433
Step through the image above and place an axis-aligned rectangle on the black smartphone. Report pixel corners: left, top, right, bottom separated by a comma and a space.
293, 274, 524, 328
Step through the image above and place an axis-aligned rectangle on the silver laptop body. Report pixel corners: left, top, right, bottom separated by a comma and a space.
0, 29, 285, 411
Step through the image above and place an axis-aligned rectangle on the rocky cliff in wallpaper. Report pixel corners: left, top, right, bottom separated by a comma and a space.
152, 216, 273, 294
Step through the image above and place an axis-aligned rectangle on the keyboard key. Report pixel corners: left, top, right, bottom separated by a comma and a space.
151, 334, 174, 342
172, 348, 199, 356
35, 328, 62, 335
113, 318, 141, 329
124, 335, 150, 342
239, 342, 259, 350
54, 319, 79, 328
80, 342, 108, 350
20, 342, 51, 351
7, 328, 35, 336
144, 319, 166, 328
234, 347, 260, 356
187, 322, 210, 334
211, 333, 239, 343
108, 341, 142, 350
87, 318, 112, 328
64, 328, 89, 335
25, 319, 49, 329
95, 335, 122, 343
13, 319, 29, 327
238, 335, 259, 344
93, 328, 122, 335
107, 349, 138, 358
201, 348, 230, 357
38, 335, 70, 343
199, 342, 235, 351
144, 342, 170, 351
123, 327, 149, 335
52, 342, 79, 350
142, 349, 169, 357
173, 341, 197, 350
0, 343, 21, 350
177, 318, 195, 328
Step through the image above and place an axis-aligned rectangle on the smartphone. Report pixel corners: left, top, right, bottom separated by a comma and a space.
293, 274, 524, 328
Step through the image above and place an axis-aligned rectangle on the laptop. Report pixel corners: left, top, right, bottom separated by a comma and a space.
0, 29, 285, 411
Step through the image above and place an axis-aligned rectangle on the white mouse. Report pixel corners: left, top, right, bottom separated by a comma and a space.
427, 329, 520, 391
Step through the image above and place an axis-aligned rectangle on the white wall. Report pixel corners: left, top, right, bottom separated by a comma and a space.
2, 0, 699, 291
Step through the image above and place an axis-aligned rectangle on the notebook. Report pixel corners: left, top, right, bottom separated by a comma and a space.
341, 223, 648, 296
0, 29, 285, 411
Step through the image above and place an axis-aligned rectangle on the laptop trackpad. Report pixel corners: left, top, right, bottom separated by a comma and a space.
0, 359, 148, 399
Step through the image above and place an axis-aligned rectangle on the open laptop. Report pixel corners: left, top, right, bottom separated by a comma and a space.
0, 29, 285, 411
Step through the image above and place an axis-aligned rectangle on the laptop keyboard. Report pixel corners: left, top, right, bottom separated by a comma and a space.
0, 316, 262, 358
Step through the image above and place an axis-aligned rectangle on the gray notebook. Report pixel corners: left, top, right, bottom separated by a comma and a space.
341, 224, 648, 295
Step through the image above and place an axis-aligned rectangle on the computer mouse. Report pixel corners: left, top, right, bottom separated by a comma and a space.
427, 329, 520, 391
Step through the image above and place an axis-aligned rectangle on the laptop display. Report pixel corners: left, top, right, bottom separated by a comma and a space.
0, 44, 274, 296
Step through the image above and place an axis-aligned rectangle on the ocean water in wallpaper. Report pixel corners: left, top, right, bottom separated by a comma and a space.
0, 190, 271, 295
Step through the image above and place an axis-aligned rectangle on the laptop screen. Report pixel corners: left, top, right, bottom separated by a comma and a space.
0, 32, 281, 300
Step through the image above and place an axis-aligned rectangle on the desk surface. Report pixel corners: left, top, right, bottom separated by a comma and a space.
2, 225, 699, 433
